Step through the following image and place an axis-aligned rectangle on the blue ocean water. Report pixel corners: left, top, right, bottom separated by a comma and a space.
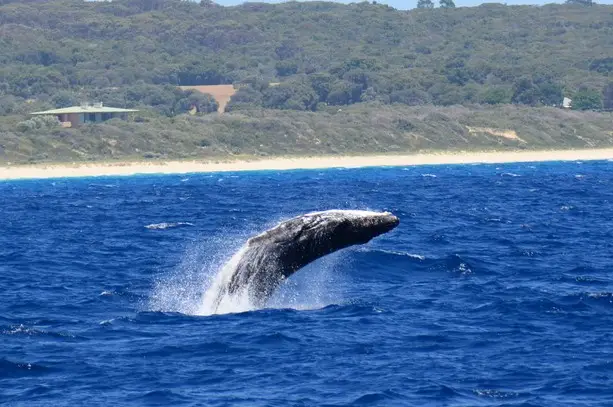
1, 161, 613, 406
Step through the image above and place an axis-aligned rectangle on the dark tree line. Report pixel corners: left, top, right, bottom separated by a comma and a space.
0, 0, 612, 114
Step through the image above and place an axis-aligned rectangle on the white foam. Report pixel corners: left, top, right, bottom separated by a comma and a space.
148, 236, 242, 315
149, 218, 347, 316
267, 251, 345, 312
197, 246, 257, 316
377, 249, 425, 260
145, 222, 194, 230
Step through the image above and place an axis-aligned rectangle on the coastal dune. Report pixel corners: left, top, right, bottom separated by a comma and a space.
2, 149, 613, 181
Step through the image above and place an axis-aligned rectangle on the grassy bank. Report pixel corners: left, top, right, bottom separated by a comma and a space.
1, 104, 612, 164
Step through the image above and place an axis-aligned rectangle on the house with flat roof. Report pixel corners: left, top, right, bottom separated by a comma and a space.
30, 103, 138, 128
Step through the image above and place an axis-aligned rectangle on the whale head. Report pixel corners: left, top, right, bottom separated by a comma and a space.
300, 209, 399, 246
261, 210, 400, 271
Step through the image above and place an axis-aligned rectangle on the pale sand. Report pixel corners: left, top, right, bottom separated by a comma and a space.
2, 148, 613, 181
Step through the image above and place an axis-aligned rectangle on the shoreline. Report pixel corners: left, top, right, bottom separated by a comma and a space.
2, 148, 613, 181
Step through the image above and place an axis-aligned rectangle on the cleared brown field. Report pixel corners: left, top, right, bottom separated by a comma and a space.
178, 85, 237, 113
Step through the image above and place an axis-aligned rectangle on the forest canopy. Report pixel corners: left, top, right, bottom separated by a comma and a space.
1, 0, 612, 114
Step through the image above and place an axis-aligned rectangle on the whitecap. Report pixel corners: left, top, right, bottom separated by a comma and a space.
4, 324, 32, 335
421, 174, 437, 178
474, 389, 518, 398
374, 248, 426, 260
587, 292, 613, 299
145, 222, 194, 230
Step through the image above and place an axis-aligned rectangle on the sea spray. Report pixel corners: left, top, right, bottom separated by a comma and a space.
148, 234, 246, 315
197, 245, 256, 315
147, 210, 388, 316
149, 233, 346, 316
266, 251, 346, 312
197, 244, 346, 315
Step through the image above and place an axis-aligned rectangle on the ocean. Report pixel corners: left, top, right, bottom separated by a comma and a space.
1, 161, 613, 406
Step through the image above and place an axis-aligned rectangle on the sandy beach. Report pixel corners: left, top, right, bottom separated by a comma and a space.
2, 148, 613, 181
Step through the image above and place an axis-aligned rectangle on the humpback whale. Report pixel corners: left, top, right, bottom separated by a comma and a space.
208, 210, 399, 312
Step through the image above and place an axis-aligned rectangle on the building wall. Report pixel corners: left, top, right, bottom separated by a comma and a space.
55, 113, 81, 128
37, 110, 134, 128
67, 113, 81, 127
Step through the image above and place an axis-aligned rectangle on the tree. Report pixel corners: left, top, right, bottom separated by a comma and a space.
390, 89, 431, 105
572, 88, 603, 110
440, 0, 455, 8
275, 60, 299, 77
479, 86, 512, 104
175, 91, 219, 114
417, 0, 434, 9
511, 77, 563, 106
565, 0, 593, 5
51, 91, 80, 108
224, 86, 263, 112
589, 57, 613, 74
0, 82, 9, 96
326, 81, 364, 105
603, 83, 613, 110
262, 81, 318, 111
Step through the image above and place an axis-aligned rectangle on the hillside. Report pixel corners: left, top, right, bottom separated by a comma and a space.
1, 0, 613, 111
1, 0, 613, 163
1, 104, 612, 164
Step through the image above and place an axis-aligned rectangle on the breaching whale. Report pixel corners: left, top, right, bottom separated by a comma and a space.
209, 210, 399, 312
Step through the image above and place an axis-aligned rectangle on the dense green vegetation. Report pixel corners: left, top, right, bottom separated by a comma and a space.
1, 0, 613, 163
2, 0, 613, 112
1, 104, 612, 164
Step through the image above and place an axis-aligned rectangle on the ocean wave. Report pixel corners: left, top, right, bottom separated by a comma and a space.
252, 331, 301, 345
473, 388, 520, 399
358, 248, 426, 261
1, 324, 77, 339
5, 162, 613, 405
0, 359, 53, 379
133, 390, 191, 405
351, 389, 405, 404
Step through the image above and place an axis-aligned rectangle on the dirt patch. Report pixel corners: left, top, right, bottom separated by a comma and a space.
467, 126, 525, 143
179, 85, 237, 113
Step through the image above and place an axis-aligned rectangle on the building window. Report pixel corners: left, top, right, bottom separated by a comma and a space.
88, 113, 96, 122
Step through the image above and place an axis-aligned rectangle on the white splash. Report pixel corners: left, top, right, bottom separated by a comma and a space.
196, 246, 256, 316
145, 222, 194, 230
267, 251, 345, 312
148, 236, 241, 315
148, 228, 344, 317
